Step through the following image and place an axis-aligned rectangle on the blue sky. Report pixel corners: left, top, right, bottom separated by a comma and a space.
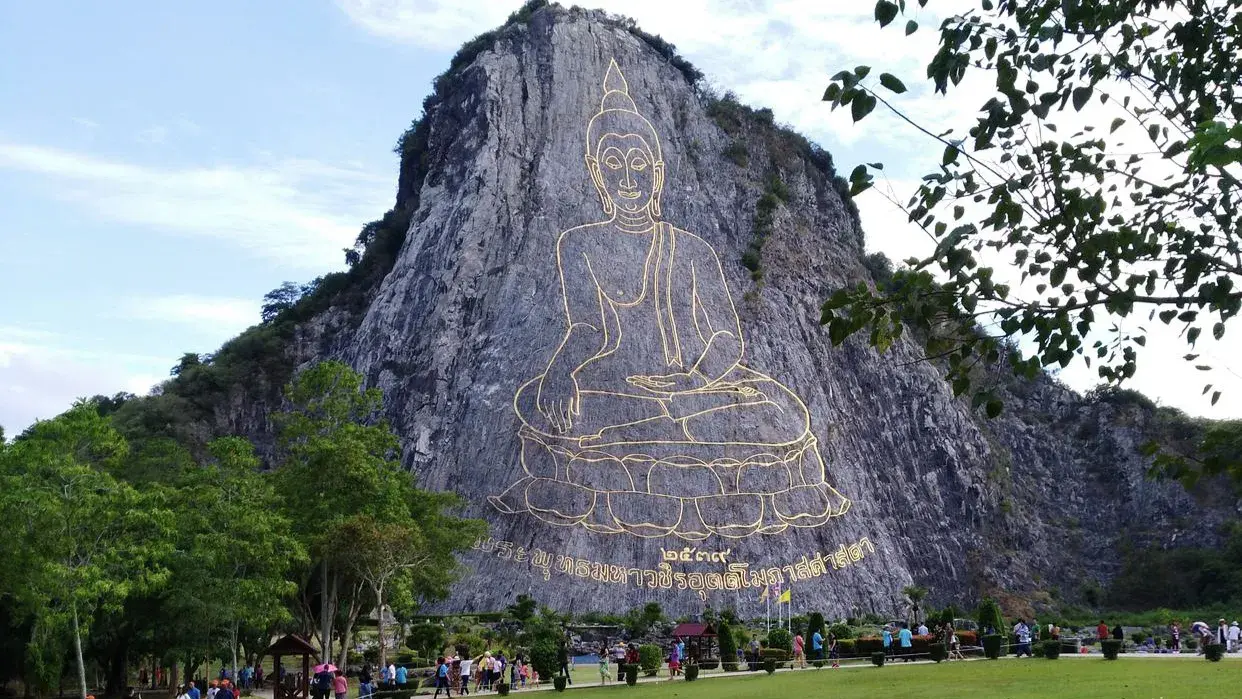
1, 0, 1238, 435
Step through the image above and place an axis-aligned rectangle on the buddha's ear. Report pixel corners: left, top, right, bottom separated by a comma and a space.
585, 155, 614, 216
651, 160, 666, 218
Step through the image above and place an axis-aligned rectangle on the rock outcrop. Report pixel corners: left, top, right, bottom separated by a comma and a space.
199, 4, 1234, 616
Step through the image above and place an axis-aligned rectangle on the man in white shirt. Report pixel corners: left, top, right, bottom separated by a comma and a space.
917, 623, 928, 636
1228, 622, 1240, 652
1013, 620, 1033, 657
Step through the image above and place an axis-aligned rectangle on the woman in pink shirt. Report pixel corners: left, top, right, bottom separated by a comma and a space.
793, 634, 806, 668
332, 671, 348, 699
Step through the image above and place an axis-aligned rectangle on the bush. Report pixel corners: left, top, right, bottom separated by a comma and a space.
808, 612, 826, 639
760, 649, 789, 661
496, 682, 510, 696
976, 598, 1004, 636
854, 637, 883, 655
1042, 640, 1061, 659
766, 628, 793, 653
698, 658, 719, 670
684, 664, 699, 681
552, 676, 567, 692
1205, 643, 1225, 662
929, 643, 947, 663
717, 620, 737, 668
624, 664, 638, 685
529, 639, 559, 683
638, 644, 662, 676
837, 639, 856, 657
1131, 632, 1147, 645
871, 652, 886, 667
811, 660, 825, 669
956, 631, 978, 648
1101, 639, 1123, 660
827, 623, 854, 640
1185, 638, 1198, 651
722, 662, 739, 672
982, 634, 1003, 659
763, 658, 776, 674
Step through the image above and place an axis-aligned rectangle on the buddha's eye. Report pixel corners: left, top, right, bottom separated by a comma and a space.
629, 157, 648, 171
603, 155, 623, 169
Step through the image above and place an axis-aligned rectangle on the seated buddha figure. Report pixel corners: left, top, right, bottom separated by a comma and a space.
490, 60, 850, 541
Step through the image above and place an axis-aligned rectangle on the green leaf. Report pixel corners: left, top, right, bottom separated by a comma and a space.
905, 19, 918, 35
1110, 118, 1125, 133
823, 83, 842, 102
879, 73, 908, 94
854, 65, 872, 79
1072, 86, 1093, 111
874, 0, 899, 27
943, 145, 959, 166
985, 399, 1003, 418
851, 93, 877, 122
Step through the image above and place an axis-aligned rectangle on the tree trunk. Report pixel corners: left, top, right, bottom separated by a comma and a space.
230, 622, 240, 693
106, 634, 129, 697
320, 560, 331, 661
336, 589, 364, 669
71, 600, 88, 699
374, 583, 387, 671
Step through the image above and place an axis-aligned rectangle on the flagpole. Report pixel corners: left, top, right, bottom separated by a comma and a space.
766, 588, 771, 634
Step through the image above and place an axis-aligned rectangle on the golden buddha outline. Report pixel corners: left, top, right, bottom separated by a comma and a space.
489, 59, 850, 542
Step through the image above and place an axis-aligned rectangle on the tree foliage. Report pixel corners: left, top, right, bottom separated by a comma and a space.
821, 0, 1242, 420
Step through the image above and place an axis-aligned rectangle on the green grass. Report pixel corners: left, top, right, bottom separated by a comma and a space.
550, 658, 1237, 699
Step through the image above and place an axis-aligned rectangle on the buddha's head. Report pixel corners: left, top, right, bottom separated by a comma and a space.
586, 60, 665, 219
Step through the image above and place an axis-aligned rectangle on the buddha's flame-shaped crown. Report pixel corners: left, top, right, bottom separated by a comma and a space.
599, 59, 639, 114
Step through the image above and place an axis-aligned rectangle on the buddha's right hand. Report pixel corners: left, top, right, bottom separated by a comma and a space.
537, 373, 581, 433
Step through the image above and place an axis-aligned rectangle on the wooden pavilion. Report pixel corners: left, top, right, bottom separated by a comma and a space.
670, 622, 717, 661
260, 635, 319, 699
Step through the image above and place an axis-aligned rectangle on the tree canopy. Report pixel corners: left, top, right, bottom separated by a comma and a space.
820, 0, 1242, 421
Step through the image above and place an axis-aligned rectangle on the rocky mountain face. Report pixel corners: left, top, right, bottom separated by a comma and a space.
206, 4, 1234, 616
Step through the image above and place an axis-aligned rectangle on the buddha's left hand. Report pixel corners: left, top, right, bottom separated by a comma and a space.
626, 372, 705, 394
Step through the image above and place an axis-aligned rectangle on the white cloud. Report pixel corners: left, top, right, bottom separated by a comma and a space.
0, 326, 168, 436
71, 117, 100, 129
0, 142, 393, 269
116, 294, 261, 333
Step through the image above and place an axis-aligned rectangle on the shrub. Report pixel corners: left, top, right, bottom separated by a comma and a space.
982, 634, 1003, 659
827, 623, 854, 640
1101, 639, 1123, 660
624, 664, 638, 685
717, 620, 737, 668
760, 649, 789, 661
684, 664, 699, 681
811, 660, 825, 669
929, 643, 947, 663
698, 658, 719, 670
1131, 632, 1147, 645
871, 652, 886, 667
808, 612, 826, 639
763, 657, 776, 674
496, 682, 510, 696
638, 644, 662, 677
1206, 643, 1225, 662
1042, 640, 1061, 659
766, 628, 793, 653
956, 631, 978, 648
1185, 638, 1198, 651
552, 676, 567, 692
722, 661, 739, 672
529, 639, 559, 683
723, 140, 750, 167
837, 639, 856, 657
854, 637, 883, 655
976, 598, 1004, 635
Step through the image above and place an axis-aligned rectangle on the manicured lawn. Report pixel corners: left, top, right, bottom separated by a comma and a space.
548, 658, 1238, 699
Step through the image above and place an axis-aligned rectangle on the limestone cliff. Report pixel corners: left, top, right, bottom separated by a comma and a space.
183, 3, 1234, 616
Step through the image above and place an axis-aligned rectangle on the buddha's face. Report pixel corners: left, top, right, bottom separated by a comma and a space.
588, 133, 664, 216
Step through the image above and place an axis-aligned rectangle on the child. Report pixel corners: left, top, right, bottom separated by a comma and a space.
598, 653, 612, 685
828, 634, 840, 668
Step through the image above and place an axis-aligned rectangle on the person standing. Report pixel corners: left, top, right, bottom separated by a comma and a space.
457, 656, 471, 696
358, 665, 373, 699
432, 658, 452, 699
597, 653, 612, 685
1014, 620, 1033, 657
186, 681, 200, 699
1170, 623, 1181, 652
827, 634, 840, 669
1230, 622, 1240, 652
1216, 619, 1229, 648
216, 681, 234, 699
557, 641, 572, 684
333, 670, 347, 699
395, 664, 408, 691
898, 624, 913, 662
387, 662, 397, 689
255, 666, 264, 689
811, 627, 824, 664
917, 622, 928, 636
793, 632, 805, 669
1096, 620, 1109, 642
882, 626, 893, 658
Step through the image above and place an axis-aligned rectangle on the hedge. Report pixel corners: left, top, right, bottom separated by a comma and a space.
982, 634, 1003, 659
929, 643, 947, 663
870, 652, 886, 667
1042, 640, 1061, 659
760, 649, 789, 661
684, 665, 699, 681
698, 658, 719, 670
1205, 643, 1225, 662
1101, 639, 1123, 660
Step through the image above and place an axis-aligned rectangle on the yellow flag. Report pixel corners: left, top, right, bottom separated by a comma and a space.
778, 589, 791, 604
758, 586, 769, 602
